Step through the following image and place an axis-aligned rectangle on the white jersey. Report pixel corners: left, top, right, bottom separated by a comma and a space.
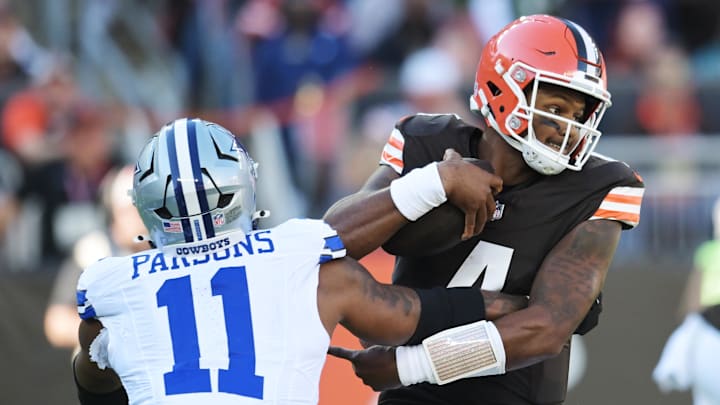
76, 218, 346, 405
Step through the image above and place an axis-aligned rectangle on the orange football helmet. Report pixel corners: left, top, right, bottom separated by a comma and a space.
470, 15, 612, 175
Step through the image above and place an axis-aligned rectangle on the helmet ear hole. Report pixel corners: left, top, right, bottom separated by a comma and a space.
487, 81, 502, 96
154, 207, 173, 219
217, 193, 234, 208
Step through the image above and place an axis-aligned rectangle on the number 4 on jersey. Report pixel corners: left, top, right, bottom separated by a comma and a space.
447, 241, 514, 290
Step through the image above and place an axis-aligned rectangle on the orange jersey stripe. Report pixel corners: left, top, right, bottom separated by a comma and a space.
592, 208, 640, 224
603, 194, 643, 205
388, 134, 404, 150
381, 150, 404, 170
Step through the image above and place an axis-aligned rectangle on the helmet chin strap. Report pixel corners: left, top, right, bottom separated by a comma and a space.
521, 143, 567, 175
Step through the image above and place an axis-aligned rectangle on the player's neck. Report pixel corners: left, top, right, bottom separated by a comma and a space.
478, 129, 539, 186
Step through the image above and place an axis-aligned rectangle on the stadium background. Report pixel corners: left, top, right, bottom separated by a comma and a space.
1, 0, 718, 404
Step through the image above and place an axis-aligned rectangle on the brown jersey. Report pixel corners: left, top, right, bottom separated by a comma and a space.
378, 114, 644, 405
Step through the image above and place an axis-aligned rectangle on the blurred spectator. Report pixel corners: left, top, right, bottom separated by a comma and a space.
0, 148, 21, 264
635, 45, 701, 135
163, 0, 254, 111
17, 101, 118, 268
359, 0, 453, 69
332, 46, 468, 201
43, 165, 149, 349
679, 197, 720, 315
0, 1, 32, 107
248, 0, 359, 216
668, 1, 720, 85
397, 47, 466, 118
1, 54, 79, 167
606, 1, 668, 81
654, 198, 720, 404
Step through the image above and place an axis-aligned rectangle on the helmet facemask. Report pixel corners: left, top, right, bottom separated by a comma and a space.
476, 62, 610, 175
470, 15, 612, 175
512, 65, 609, 174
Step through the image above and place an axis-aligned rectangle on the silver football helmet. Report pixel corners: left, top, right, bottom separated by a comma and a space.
132, 118, 258, 248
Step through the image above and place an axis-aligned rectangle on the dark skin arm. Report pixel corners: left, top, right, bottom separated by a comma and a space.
73, 319, 124, 394
318, 257, 421, 345
497, 218, 620, 369
329, 219, 621, 390
324, 149, 502, 259
318, 257, 529, 346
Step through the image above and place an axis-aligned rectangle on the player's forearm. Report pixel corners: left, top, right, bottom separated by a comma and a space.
324, 189, 408, 259
482, 290, 529, 320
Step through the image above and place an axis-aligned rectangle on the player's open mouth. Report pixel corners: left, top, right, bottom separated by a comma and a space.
545, 140, 564, 152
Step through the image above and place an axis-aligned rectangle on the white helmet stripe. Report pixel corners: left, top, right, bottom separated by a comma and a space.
171, 119, 210, 241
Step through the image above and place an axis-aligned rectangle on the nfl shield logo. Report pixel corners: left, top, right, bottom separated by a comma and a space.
491, 202, 505, 221
213, 213, 225, 226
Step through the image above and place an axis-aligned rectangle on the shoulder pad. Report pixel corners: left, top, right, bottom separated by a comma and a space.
396, 114, 467, 138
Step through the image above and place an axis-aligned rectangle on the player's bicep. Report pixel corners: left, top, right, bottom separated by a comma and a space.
319, 258, 420, 346
530, 219, 621, 331
360, 164, 400, 192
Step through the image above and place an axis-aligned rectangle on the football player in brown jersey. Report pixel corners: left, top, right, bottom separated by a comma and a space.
325, 14, 644, 405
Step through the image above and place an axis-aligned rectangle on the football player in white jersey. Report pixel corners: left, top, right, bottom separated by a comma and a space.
73, 118, 526, 405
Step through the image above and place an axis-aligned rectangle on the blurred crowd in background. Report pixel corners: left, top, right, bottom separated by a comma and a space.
1, 0, 720, 277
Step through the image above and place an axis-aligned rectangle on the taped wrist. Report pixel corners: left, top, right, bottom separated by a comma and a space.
422, 320, 506, 384
390, 162, 447, 221
396, 320, 506, 386
396, 345, 438, 386
407, 287, 486, 345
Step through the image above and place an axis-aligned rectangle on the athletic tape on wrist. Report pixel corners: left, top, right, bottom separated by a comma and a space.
390, 162, 447, 221
396, 320, 506, 386
396, 345, 438, 386
422, 320, 506, 385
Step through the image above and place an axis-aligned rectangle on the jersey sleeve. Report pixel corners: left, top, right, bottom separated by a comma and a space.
378, 114, 473, 175
380, 128, 405, 174
589, 185, 644, 228
76, 257, 126, 320
587, 159, 645, 229
277, 219, 347, 264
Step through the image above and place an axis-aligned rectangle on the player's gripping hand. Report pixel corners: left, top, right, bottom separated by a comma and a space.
327, 345, 401, 392
437, 149, 503, 240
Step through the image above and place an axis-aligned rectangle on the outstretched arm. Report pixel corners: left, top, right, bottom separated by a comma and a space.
329, 219, 621, 389
317, 257, 527, 347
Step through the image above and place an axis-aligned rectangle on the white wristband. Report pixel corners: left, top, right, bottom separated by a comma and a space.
390, 162, 447, 221
396, 345, 438, 386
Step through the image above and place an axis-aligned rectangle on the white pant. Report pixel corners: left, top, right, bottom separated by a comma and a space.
654, 313, 720, 405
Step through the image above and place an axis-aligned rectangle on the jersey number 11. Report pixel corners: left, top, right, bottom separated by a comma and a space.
156, 266, 264, 398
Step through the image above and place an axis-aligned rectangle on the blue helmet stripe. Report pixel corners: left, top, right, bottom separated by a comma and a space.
166, 125, 194, 242
186, 120, 215, 238
560, 18, 589, 73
